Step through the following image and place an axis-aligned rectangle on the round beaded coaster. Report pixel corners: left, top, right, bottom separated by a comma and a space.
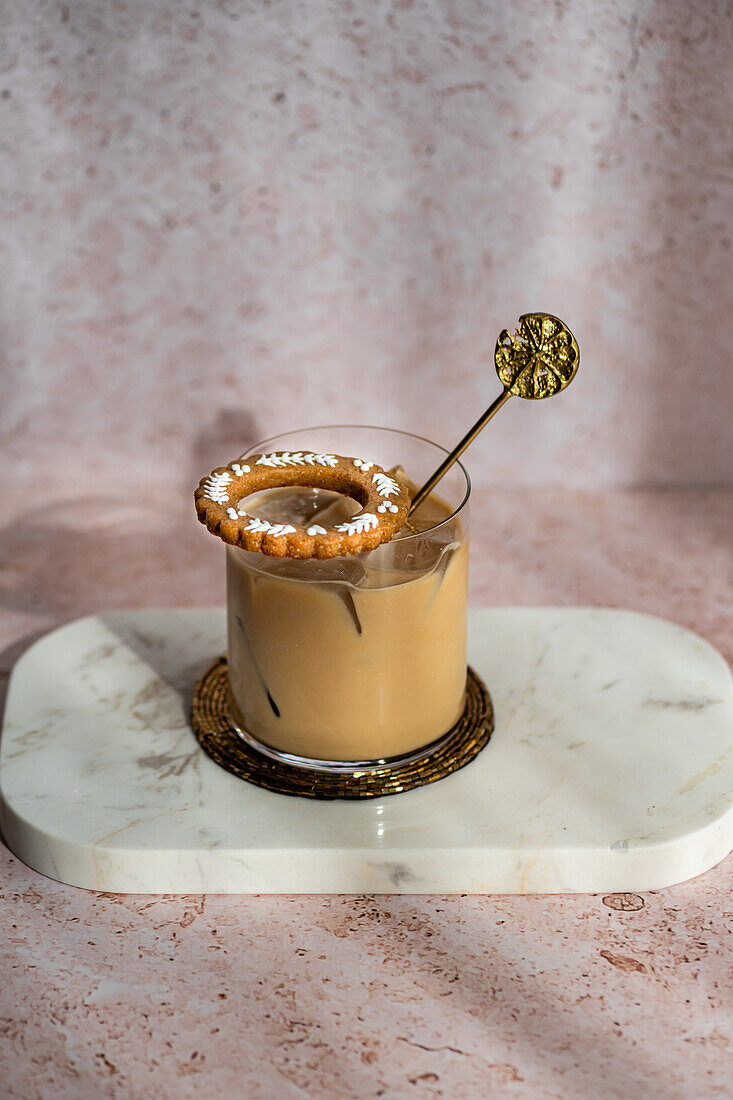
191, 657, 494, 800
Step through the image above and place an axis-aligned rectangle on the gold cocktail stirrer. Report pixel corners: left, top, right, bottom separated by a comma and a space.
408, 313, 580, 514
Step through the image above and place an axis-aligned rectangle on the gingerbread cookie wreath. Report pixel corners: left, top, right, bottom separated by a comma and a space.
195, 451, 411, 559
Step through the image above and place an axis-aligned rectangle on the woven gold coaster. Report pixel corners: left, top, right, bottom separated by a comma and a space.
191, 657, 493, 800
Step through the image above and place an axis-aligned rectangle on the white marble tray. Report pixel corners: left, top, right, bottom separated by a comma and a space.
1, 607, 732, 894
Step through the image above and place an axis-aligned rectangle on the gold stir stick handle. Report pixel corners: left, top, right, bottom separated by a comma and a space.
408, 313, 579, 515
408, 389, 511, 514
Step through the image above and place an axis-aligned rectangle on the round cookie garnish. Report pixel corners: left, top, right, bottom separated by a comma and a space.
195, 451, 410, 559
495, 312, 579, 399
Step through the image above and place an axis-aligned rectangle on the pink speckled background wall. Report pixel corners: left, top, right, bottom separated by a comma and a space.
1, 0, 731, 492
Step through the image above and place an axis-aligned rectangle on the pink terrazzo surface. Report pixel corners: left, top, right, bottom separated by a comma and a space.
1, 486, 732, 1098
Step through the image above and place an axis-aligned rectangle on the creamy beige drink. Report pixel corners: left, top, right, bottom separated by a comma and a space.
226, 483, 468, 761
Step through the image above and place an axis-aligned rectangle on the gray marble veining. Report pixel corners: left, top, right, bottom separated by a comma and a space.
1, 607, 732, 894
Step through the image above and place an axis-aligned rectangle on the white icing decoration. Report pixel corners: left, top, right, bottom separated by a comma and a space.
335, 513, 379, 536
244, 518, 296, 537
352, 458, 374, 471
203, 471, 233, 503
231, 463, 251, 476
372, 472, 400, 497
307, 525, 328, 536
227, 507, 239, 520
256, 452, 338, 468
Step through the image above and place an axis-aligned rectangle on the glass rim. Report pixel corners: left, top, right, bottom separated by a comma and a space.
241, 423, 471, 541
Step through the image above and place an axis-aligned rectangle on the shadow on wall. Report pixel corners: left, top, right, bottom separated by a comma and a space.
0, 494, 224, 722
189, 407, 262, 487
619, 4, 733, 486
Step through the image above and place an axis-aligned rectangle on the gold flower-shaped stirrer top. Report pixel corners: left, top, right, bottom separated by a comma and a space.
409, 312, 580, 513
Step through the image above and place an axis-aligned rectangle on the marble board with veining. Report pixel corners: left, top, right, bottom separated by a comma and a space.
1, 607, 732, 894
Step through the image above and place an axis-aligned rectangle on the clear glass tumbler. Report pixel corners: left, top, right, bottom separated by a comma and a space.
225, 426, 470, 773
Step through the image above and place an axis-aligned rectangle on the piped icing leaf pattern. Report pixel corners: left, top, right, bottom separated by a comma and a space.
372, 472, 400, 497
335, 513, 379, 536
244, 518, 297, 537
256, 452, 339, 468
494, 313, 579, 400
203, 471, 233, 503
196, 450, 411, 559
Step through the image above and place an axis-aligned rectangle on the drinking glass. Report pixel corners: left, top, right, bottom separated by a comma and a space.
225, 425, 470, 773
